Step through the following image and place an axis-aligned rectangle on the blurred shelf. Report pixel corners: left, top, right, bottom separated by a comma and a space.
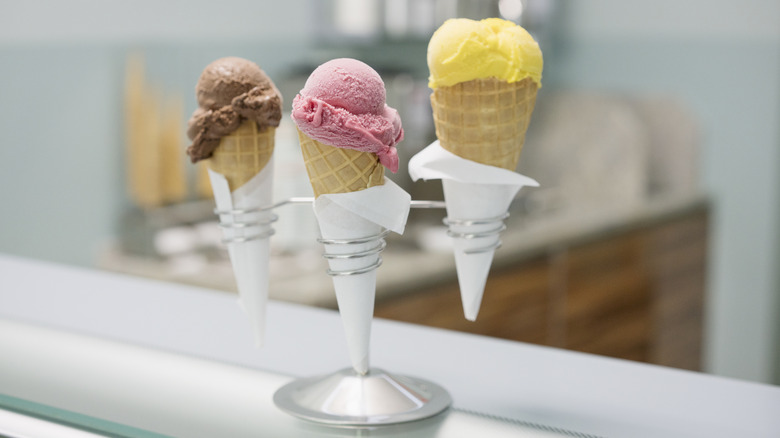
375, 193, 709, 371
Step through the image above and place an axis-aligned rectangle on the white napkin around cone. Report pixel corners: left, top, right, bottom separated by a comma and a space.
209, 158, 275, 346
408, 141, 539, 321
313, 179, 410, 374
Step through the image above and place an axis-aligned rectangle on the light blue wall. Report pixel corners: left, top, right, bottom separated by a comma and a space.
549, 1, 780, 383
0, 46, 124, 265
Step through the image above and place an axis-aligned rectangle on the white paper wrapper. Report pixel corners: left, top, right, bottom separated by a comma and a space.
314, 178, 410, 374
408, 141, 539, 321
209, 158, 275, 346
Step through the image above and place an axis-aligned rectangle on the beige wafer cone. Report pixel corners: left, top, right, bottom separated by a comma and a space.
297, 129, 384, 197
431, 76, 538, 170
208, 120, 275, 190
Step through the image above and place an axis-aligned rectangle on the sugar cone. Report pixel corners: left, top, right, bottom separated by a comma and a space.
298, 128, 390, 374
297, 129, 384, 197
429, 76, 538, 321
430, 77, 538, 171
209, 120, 275, 190
207, 119, 276, 346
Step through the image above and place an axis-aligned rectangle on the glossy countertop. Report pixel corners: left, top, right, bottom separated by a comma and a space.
1, 254, 778, 437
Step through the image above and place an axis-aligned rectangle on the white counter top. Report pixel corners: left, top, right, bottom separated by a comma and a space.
1, 253, 778, 437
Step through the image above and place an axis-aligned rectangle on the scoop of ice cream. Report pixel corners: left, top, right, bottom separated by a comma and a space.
291, 58, 403, 173
428, 18, 543, 89
197, 57, 266, 109
186, 57, 282, 163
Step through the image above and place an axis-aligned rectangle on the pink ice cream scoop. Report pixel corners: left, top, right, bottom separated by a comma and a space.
291, 58, 403, 173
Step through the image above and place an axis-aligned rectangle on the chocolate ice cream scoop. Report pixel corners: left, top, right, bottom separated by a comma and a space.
186, 57, 282, 163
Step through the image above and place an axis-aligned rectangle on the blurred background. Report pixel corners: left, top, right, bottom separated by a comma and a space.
0, 0, 778, 385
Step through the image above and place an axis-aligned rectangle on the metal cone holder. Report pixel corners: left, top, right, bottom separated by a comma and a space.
443, 212, 509, 254
275, 216, 454, 425
216, 196, 511, 426
213, 197, 312, 243
213, 208, 278, 243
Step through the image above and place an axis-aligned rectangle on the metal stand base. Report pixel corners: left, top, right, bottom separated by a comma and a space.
273, 368, 452, 426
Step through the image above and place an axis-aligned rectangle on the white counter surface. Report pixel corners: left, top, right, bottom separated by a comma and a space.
1, 254, 778, 437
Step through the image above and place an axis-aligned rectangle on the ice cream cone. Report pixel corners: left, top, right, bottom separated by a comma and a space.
297, 129, 384, 197
186, 56, 282, 347
292, 58, 408, 375
421, 18, 542, 321
429, 77, 538, 321
430, 77, 538, 171
209, 120, 276, 190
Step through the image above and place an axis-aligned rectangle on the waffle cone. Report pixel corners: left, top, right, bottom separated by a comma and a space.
208, 120, 275, 190
297, 129, 385, 197
431, 77, 538, 171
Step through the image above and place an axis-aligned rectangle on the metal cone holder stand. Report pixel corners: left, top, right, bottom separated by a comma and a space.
214, 197, 512, 426
213, 207, 279, 243
444, 212, 509, 253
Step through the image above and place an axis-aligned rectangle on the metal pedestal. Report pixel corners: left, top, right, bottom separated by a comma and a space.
273, 367, 451, 426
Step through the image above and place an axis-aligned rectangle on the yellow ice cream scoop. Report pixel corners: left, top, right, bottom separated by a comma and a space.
427, 18, 543, 89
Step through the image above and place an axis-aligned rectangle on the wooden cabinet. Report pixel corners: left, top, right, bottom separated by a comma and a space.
375, 204, 708, 371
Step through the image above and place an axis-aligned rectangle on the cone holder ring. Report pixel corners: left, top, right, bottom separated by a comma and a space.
443, 212, 510, 254
318, 230, 390, 277
213, 198, 319, 244
213, 205, 280, 244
